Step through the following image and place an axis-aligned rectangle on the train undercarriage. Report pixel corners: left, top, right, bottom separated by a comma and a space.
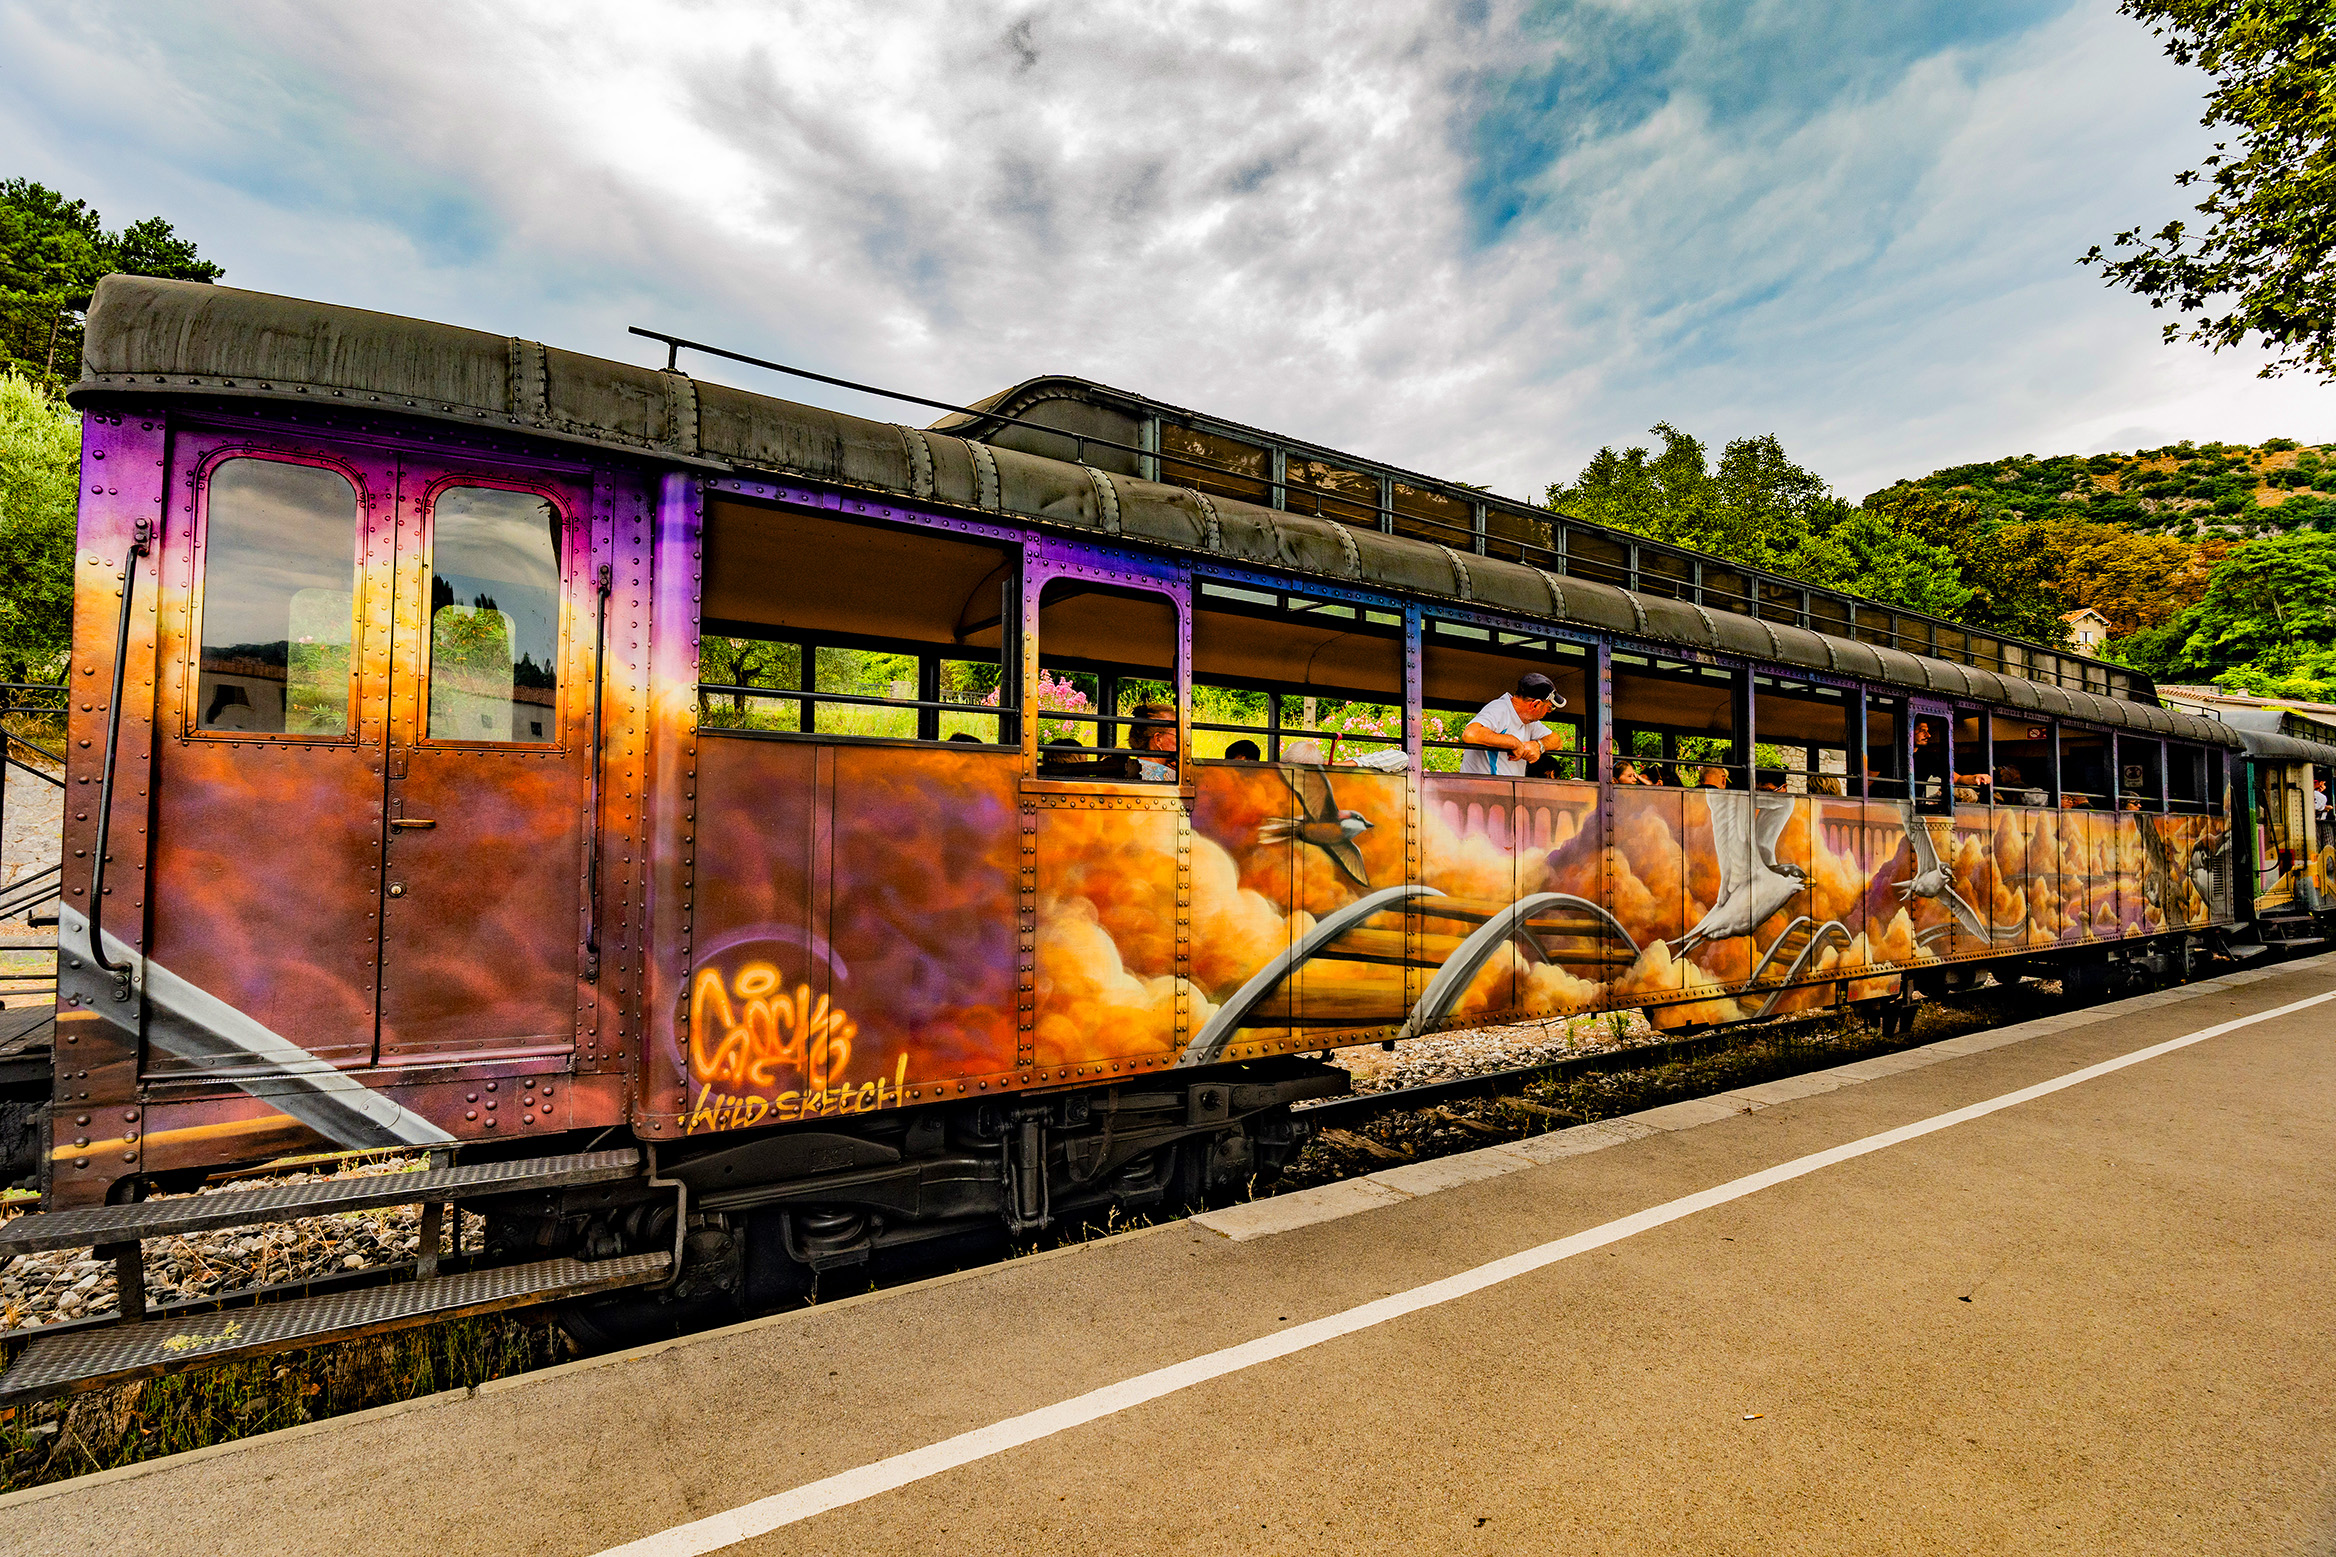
440, 1057, 1344, 1345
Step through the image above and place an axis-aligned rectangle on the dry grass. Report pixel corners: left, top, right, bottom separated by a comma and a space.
0, 1314, 572, 1493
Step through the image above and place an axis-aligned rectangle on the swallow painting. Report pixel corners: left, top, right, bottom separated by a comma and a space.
1258, 766, 1374, 890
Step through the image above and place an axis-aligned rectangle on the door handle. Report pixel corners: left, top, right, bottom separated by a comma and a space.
390, 818, 438, 829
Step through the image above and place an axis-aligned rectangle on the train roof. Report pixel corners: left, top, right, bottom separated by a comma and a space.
72, 274, 2236, 749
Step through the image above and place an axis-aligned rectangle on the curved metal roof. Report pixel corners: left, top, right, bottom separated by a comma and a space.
2234, 727, 2336, 765
72, 275, 2237, 750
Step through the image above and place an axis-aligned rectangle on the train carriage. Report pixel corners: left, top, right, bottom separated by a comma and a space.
4, 274, 2334, 1391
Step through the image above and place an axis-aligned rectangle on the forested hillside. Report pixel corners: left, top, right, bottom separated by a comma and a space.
1875, 439, 2335, 539
1550, 426, 2336, 704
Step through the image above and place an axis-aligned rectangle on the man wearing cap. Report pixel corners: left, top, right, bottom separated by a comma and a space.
1462, 673, 1566, 776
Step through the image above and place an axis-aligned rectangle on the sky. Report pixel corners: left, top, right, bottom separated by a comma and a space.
2, 0, 2325, 504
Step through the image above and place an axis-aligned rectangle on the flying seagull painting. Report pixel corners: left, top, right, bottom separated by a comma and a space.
1894, 806, 2021, 943
1672, 790, 1806, 959
1259, 766, 1374, 890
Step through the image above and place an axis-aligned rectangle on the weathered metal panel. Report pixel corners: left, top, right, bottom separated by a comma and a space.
47, 411, 170, 1206
376, 462, 595, 1065
634, 473, 704, 1138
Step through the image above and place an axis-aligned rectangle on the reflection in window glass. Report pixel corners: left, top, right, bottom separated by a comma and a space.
197, 458, 360, 735
427, 487, 561, 743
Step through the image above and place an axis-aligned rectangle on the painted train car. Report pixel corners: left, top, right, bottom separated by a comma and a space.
6, 274, 2335, 1370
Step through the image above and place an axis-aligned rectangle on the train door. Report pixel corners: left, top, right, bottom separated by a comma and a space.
144, 440, 395, 1070
377, 466, 597, 1063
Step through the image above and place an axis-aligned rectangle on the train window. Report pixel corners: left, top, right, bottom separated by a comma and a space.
1699, 565, 1749, 616
1481, 505, 1556, 566
1560, 527, 1629, 588
1953, 709, 1990, 802
1423, 620, 1588, 776
1192, 581, 1404, 765
2207, 750, 2227, 809
1638, 549, 1692, 602
1391, 483, 1476, 550
1809, 593, 1851, 639
1911, 713, 1955, 813
2118, 735, 2165, 811
1283, 460, 1381, 529
2060, 728, 2111, 808
1752, 677, 1852, 795
1866, 696, 1905, 800
1991, 715, 2054, 807
2168, 742, 2208, 812
1612, 652, 1736, 786
1158, 423, 1270, 506
195, 457, 361, 736
1758, 580, 1804, 627
697, 499, 1016, 746
425, 486, 561, 743
1036, 579, 1179, 781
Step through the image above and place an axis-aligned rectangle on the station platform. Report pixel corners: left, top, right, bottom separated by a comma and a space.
7, 955, 2335, 1557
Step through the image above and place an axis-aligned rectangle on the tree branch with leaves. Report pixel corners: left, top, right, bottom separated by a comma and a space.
2082, 0, 2336, 378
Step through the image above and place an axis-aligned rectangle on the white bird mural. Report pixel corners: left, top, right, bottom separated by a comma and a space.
1893, 806, 2019, 943
1671, 791, 1807, 959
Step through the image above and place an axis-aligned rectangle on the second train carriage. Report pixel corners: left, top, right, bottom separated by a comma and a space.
7, 274, 2336, 1369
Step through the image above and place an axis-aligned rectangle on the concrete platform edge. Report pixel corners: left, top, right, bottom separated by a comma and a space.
1191, 951, 2336, 1243
6, 953, 2327, 1510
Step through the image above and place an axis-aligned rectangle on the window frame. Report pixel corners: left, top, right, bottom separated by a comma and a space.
694, 621, 1020, 750
183, 445, 372, 747
415, 474, 574, 752
1024, 547, 1189, 792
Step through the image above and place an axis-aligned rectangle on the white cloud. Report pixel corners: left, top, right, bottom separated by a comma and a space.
0, 0, 2323, 505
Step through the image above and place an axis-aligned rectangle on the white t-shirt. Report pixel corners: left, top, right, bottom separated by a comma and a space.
1461, 695, 1550, 776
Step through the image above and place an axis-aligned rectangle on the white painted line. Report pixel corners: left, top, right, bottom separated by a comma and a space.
591, 988, 2336, 1557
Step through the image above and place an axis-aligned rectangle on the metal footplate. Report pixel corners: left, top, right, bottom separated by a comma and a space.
0, 1150, 643, 1254
0, 1252, 670, 1403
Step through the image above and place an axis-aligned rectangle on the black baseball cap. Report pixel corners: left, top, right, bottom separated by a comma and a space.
1515, 672, 1565, 708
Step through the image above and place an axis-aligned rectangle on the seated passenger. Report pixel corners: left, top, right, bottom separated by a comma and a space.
1124, 702, 1178, 781
1224, 738, 1262, 761
1697, 764, 1729, 789
1038, 735, 1092, 777
1461, 673, 1563, 776
1755, 768, 1788, 793
1810, 774, 1846, 796
1616, 760, 1656, 785
1995, 763, 2046, 807
946, 731, 982, 744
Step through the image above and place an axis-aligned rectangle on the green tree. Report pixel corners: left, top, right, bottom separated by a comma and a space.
0, 371, 80, 682
1862, 485, 2074, 644
2214, 641, 2336, 697
2172, 531, 2336, 673
1, 179, 223, 384
2082, 1, 2336, 378
1547, 423, 1844, 572
1787, 508, 1972, 616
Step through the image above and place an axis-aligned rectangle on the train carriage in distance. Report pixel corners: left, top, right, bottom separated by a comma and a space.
5, 273, 2335, 1382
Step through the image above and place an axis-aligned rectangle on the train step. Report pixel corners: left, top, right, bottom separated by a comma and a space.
0, 1149, 642, 1255
0, 1251, 670, 1404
